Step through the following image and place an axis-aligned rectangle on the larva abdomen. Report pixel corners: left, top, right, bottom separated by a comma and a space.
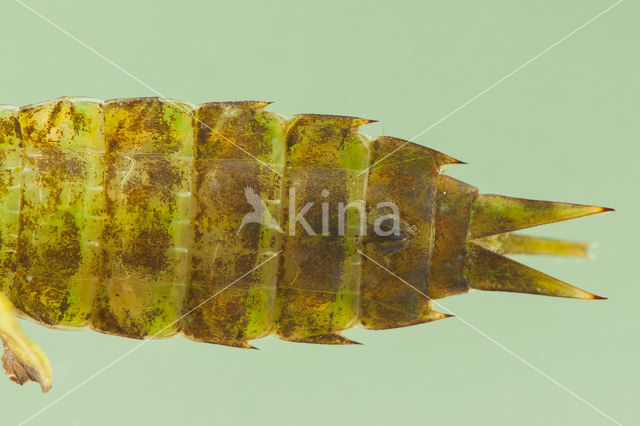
0, 97, 613, 393
0, 97, 609, 350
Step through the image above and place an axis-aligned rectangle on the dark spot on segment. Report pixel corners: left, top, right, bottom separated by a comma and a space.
12, 211, 82, 325
121, 210, 172, 278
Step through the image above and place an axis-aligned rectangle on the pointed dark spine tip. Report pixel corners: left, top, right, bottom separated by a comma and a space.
601, 207, 615, 212
591, 294, 607, 300
443, 313, 455, 319
436, 154, 466, 166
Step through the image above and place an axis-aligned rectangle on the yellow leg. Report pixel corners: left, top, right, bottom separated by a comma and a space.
0, 292, 51, 392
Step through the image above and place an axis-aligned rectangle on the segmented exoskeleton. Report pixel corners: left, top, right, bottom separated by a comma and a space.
0, 97, 611, 392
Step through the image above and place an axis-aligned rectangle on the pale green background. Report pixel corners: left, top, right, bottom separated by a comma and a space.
0, 0, 636, 425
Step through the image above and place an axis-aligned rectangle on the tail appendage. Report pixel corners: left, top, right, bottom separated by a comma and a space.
464, 194, 612, 299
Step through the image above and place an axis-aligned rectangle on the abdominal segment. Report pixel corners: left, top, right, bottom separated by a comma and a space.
0, 97, 453, 346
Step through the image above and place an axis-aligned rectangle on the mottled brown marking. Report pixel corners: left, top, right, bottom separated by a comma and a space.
10, 99, 104, 326
428, 175, 477, 298
274, 114, 369, 341
91, 97, 194, 338
359, 136, 442, 330
182, 101, 284, 347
